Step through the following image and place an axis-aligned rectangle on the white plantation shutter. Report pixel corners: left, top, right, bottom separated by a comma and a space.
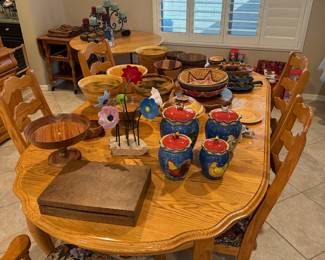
259, 0, 311, 49
160, 0, 187, 33
193, 0, 223, 35
153, 0, 312, 50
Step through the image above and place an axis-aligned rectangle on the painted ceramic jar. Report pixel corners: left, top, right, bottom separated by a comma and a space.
199, 138, 230, 180
158, 133, 193, 181
160, 105, 199, 147
205, 108, 242, 144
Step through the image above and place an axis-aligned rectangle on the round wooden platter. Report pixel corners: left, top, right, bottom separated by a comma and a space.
232, 108, 263, 124
24, 113, 90, 167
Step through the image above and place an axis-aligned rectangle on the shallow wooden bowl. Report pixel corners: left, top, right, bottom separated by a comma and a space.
178, 53, 207, 67
78, 74, 123, 105
166, 51, 185, 60
178, 68, 228, 92
24, 114, 90, 167
154, 59, 182, 80
24, 113, 90, 150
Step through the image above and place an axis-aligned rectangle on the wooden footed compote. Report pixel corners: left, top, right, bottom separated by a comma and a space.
24, 114, 90, 167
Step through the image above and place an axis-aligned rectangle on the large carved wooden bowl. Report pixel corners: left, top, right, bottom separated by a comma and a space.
24, 114, 90, 167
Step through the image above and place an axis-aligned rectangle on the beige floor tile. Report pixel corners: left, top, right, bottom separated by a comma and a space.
304, 142, 325, 169
0, 202, 28, 253
0, 171, 19, 207
312, 251, 325, 260
0, 140, 19, 174
289, 151, 325, 192
267, 194, 325, 259
251, 223, 305, 260
304, 183, 325, 209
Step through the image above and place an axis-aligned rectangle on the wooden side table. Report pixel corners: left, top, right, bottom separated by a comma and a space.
37, 35, 82, 94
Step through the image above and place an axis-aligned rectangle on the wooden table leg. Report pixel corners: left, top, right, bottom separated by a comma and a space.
154, 255, 167, 260
192, 238, 214, 260
26, 218, 54, 255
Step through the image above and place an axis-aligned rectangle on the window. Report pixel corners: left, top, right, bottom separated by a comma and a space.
153, 0, 313, 50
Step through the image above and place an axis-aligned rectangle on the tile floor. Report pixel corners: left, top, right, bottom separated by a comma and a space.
0, 87, 325, 260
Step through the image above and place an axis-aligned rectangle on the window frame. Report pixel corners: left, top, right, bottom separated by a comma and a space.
152, 0, 313, 51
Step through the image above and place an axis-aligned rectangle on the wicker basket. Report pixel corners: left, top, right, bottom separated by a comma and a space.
134, 74, 174, 101
208, 55, 225, 65
153, 59, 182, 80
78, 74, 123, 105
135, 46, 168, 73
178, 68, 228, 92
106, 64, 148, 93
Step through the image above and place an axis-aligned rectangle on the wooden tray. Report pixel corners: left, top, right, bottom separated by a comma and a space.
232, 108, 263, 124
195, 88, 233, 111
38, 161, 151, 226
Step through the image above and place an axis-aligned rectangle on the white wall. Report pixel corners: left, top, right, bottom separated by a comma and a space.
16, 0, 66, 84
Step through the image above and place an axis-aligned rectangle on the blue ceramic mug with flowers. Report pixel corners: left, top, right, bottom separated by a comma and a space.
159, 132, 193, 181
160, 105, 199, 147
199, 137, 230, 180
205, 107, 242, 148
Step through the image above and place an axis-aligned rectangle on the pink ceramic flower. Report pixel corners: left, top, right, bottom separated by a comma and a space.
98, 106, 120, 129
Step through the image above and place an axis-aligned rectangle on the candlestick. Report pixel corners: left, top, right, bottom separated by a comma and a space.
91, 6, 96, 15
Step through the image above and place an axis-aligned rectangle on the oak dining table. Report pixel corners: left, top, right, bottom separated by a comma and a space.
70, 31, 163, 63
14, 73, 270, 260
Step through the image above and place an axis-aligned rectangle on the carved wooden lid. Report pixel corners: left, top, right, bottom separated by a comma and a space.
210, 108, 239, 123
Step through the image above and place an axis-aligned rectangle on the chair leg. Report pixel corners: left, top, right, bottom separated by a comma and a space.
26, 218, 55, 255
192, 238, 214, 260
253, 240, 257, 250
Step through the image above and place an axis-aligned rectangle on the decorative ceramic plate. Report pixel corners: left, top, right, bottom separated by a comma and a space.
232, 108, 263, 124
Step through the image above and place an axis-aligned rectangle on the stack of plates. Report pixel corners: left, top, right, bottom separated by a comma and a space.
177, 68, 228, 98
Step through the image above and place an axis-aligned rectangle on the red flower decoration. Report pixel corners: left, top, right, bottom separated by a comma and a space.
121, 65, 143, 84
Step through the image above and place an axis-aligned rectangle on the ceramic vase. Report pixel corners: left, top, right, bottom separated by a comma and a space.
205, 107, 242, 147
158, 133, 193, 181
160, 105, 199, 147
199, 138, 230, 180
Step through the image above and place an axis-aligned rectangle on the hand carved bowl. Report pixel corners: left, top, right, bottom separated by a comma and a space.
24, 114, 90, 167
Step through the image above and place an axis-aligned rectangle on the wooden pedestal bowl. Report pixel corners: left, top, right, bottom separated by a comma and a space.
24, 114, 90, 167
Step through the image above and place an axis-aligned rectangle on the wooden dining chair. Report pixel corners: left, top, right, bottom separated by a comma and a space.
214, 94, 313, 260
0, 235, 31, 260
271, 52, 309, 135
78, 39, 115, 77
0, 69, 52, 154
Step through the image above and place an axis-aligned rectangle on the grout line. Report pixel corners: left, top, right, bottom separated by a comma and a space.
310, 249, 325, 259
275, 191, 302, 204
267, 223, 308, 260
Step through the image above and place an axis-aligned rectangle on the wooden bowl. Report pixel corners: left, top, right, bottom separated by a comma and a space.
178, 53, 207, 68
153, 59, 182, 80
208, 55, 225, 65
24, 114, 90, 167
107, 64, 148, 78
134, 74, 174, 101
178, 68, 228, 92
135, 46, 168, 73
166, 51, 185, 60
85, 120, 105, 139
78, 74, 123, 105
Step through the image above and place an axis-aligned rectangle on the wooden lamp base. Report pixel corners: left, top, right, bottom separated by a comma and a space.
48, 147, 81, 167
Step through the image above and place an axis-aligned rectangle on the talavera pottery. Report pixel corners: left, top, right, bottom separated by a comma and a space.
205, 107, 242, 146
158, 133, 193, 181
199, 138, 230, 180
160, 105, 199, 147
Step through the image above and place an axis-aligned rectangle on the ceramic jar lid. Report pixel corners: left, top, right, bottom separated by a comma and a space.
210, 108, 239, 123
203, 138, 229, 154
161, 133, 191, 150
163, 105, 196, 121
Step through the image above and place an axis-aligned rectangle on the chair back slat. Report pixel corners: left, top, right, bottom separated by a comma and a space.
237, 95, 313, 260
0, 69, 52, 154
78, 39, 115, 77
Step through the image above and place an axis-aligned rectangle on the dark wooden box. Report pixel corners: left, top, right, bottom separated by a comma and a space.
38, 161, 151, 226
